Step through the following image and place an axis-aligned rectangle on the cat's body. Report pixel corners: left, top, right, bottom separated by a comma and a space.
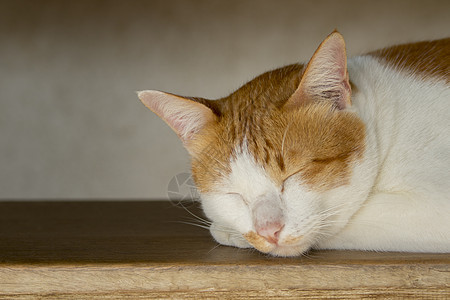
139, 32, 450, 256
319, 45, 450, 252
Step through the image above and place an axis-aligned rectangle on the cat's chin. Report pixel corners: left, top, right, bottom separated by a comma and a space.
243, 231, 311, 257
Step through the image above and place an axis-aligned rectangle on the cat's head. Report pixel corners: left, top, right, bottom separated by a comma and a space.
139, 31, 366, 256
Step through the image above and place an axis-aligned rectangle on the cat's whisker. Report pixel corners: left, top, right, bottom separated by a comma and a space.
181, 214, 212, 224
317, 201, 373, 221
301, 250, 321, 260
176, 202, 212, 226
345, 219, 400, 231
180, 216, 212, 227
207, 243, 223, 254
281, 120, 293, 158
199, 148, 229, 170
211, 225, 243, 236
319, 202, 355, 214
176, 221, 210, 231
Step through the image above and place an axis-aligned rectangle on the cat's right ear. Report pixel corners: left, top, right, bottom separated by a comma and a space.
138, 90, 217, 149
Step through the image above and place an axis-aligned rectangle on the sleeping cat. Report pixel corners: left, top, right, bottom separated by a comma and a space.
138, 31, 450, 256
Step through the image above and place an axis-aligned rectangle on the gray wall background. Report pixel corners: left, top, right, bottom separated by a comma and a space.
1, 0, 449, 199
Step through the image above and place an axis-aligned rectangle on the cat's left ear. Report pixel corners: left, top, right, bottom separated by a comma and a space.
138, 90, 217, 152
285, 31, 351, 110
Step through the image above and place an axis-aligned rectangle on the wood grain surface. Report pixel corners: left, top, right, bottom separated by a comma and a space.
0, 201, 448, 299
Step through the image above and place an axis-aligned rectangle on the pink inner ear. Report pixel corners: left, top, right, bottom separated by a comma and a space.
138, 90, 215, 143
338, 70, 351, 109
286, 32, 351, 110
164, 111, 200, 141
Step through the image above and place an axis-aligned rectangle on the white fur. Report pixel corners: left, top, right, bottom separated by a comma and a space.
318, 56, 450, 252
200, 55, 450, 255
201, 142, 278, 238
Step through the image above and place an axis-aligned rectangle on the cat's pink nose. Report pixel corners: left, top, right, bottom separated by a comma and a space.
256, 222, 284, 244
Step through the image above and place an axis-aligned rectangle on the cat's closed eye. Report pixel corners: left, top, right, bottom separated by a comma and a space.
311, 156, 345, 164
282, 155, 343, 181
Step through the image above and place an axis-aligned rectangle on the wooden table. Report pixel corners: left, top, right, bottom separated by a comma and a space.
0, 201, 448, 299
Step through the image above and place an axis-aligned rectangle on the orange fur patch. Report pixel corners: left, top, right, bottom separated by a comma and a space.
190, 63, 366, 193
369, 38, 450, 83
243, 231, 275, 253
279, 103, 365, 191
